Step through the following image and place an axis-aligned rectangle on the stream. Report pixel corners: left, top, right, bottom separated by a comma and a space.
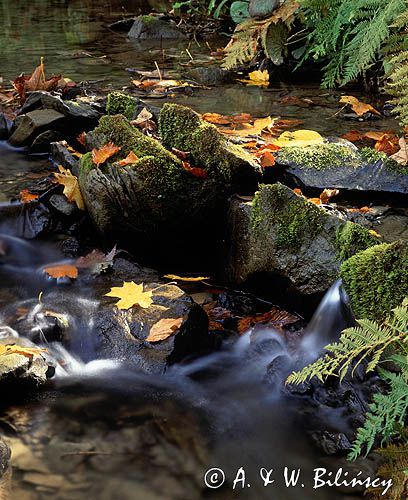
0, 1, 398, 499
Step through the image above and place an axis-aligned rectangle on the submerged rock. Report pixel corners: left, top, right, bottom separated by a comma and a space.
249, 0, 280, 18
226, 183, 378, 296
341, 239, 408, 320
275, 142, 408, 195
128, 15, 186, 40
79, 104, 259, 259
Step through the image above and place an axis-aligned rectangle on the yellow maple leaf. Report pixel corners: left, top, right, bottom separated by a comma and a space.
339, 96, 381, 117
272, 130, 324, 148
222, 116, 277, 137
239, 70, 269, 87
105, 281, 153, 310
164, 274, 210, 282
0, 344, 47, 359
54, 165, 85, 210
146, 317, 184, 343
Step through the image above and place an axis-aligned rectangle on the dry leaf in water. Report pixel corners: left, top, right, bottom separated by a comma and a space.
390, 138, 408, 165
44, 264, 78, 279
164, 274, 210, 282
272, 130, 324, 148
76, 246, 116, 273
105, 281, 153, 310
92, 141, 121, 167
118, 151, 139, 166
339, 96, 381, 117
20, 189, 39, 203
54, 165, 85, 210
239, 70, 269, 87
13, 58, 61, 101
146, 317, 183, 342
238, 307, 299, 334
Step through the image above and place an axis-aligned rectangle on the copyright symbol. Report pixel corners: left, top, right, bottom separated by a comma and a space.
204, 468, 225, 489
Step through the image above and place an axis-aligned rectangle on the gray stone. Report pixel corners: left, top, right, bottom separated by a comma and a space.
50, 141, 79, 176
249, 0, 280, 18
275, 142, 408, 195
31, 130, 63, 152
225, 184, 377, 296
48, 194, 78, 217
187, 66, 232, 86
0, 114, 10, 140
9, 109, 65, 147
128, 16, 186, 40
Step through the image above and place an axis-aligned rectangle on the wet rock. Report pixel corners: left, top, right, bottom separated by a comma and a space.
275, 142, 408, 194
48, 194, 79, 218
128, 15, 186, 40
50, 141, 79, 175
19, 202, 52, 239
187, 66, 232, 86
249, 0, 280, 18
226, 183, 378, 295
0, 336, 52, 388
341, 239, 408, 320
0, 114, 10, 140
31, 130, 63, 152
79, 105, 259, 258
9, 109, 65, 147
311, 431, 351, 455
375, 208, 408, 242
94, 283, 210, 373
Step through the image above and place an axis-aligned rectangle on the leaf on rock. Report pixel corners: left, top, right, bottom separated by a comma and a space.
0, 344, 47, 359
146, 317, 183, 342
132, 107, 153, 125
182, 161, 208, 179
105, 281, 153, 310
256, 149, 276, 167
76, 246, 116, 274
390, 138, 408, 165
339, 96, 381, 117
44, 264, 78, 279
92, 142, 121, 167
272, 130, 324, 148
54, 165, 85, 210
320, 188, 339, 204
117, 151, 139, 166
341, 130, 364, 142
164, 274, 210, 282
239, 70, 270, 87
20, 189, 39, 203
374, 134, 400, 155
77, 132, 86, 146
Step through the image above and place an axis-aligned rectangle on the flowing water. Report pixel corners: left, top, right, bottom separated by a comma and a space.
0, 1, 393, 498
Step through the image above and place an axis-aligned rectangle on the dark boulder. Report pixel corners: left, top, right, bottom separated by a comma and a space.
249, 0, 280, 18
128, 15, 186, 40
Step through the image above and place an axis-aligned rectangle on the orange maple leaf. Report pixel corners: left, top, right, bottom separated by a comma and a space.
44, 264, 78, 279
20, 189, 39, 204
118, 151, 139, 166
92, 142, 121, 167
182, 161, 208, 179
339, 96, 381, 117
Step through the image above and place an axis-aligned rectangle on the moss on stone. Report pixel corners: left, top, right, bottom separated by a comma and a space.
250, 183, 327, 250
360, 146, 407, 174
335, 221, 378, 261
106, 92, 137, 120
278, 143, 361, 170
159, 103, 202, 151
340, 240, 408, 320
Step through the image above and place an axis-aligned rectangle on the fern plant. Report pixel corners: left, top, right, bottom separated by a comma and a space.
287, 299, 408, 459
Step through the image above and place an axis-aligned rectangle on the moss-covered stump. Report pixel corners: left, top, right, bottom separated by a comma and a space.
340, 240, 408, 320
159, 103, 260, 189
275, 142, 408, 194
226, 183, 378, 296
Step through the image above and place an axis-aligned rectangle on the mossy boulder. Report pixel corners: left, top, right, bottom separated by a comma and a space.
106, 92, 138, 120
340, 240, 408, 320
226, 183, 378, 296
79, 108, 257, 262
159, 103, 260, 189
275, 142, 408, 194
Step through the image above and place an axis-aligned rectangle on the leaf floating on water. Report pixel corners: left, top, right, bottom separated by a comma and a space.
182, 161, 208, 179
117, 151, 139, 166
20, 189, 39, 204
146, 317, 183, 343
0, 344, 47, 359
238, 307, 299, 334
239, 70, 270, 87
105, 281, 153, 310
272, 130, 324, 148
54, 165, 85, 210
391, 138, 408, 165
339, 96, 381, 117
44, 264, 78, 279
164, 274, 210, 282
92, 141, 121, 167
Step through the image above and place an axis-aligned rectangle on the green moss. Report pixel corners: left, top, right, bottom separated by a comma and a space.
340, 240, 408, 320
106, 92, 136, 120
278, 143, 361, 170
250, 183, 327, 250
360, 146, 407, 174
335, 221, 379, 261
139, 15, 156, 25
159, 103, 202, 151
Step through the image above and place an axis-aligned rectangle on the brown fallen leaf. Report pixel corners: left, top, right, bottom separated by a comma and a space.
281, 96, 314, 107
44, 264, 78, 279
20, 189, 39, 204
390, 137, 408, 165
76, 246, 116, 273
339, 96, 381, 117
77, 132, 86, 146
92, 142, 121, 167
117, 151, 139, 166
320, 188, 339, 204
182, 161, 208, 179
256, 149, 276, 168
105, 281, 153, 310
202, 113, 231, 125
146, 317, 184, 342
238, 306, 299, 334
54, 165, 85, 210
171, 148, 190, 160
132, 107, 153, 125
341, 130, 365, 142
13, 57, 61, 102
374, 133, 400, 155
